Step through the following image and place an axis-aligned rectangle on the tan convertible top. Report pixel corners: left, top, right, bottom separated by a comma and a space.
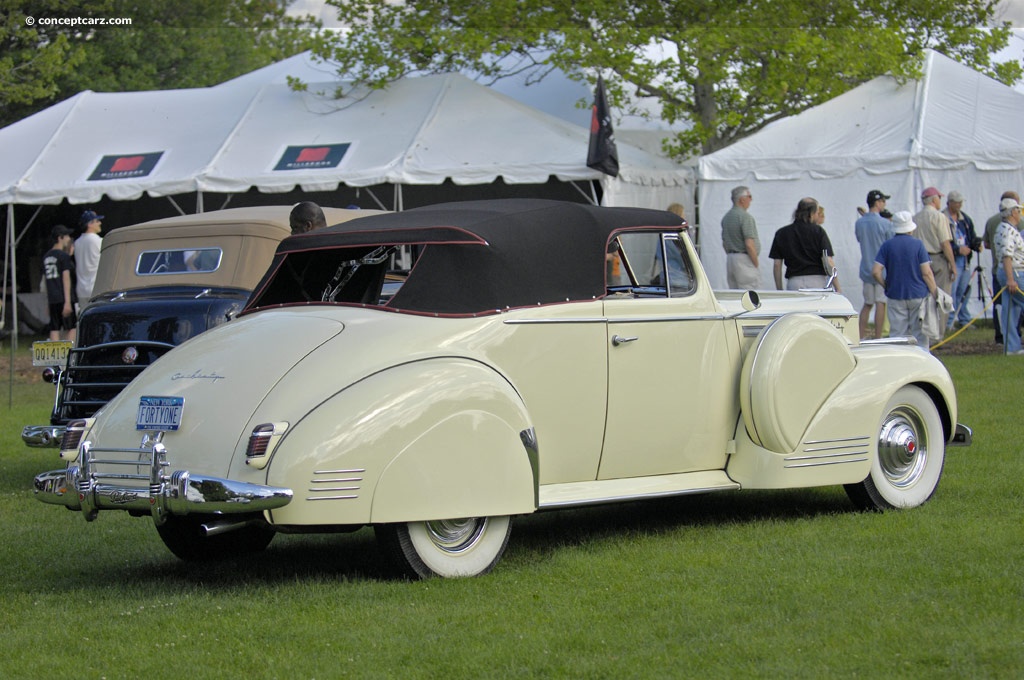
92, 206, 382, 294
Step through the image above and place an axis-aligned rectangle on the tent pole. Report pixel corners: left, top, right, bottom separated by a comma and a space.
14, 205, 43, 247
166, 196, 186, 216
6, 204, 17, 348
196, 191, 204, 214
6, 204, 15, 407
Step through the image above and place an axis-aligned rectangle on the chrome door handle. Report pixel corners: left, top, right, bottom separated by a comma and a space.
611, 334, 638, 346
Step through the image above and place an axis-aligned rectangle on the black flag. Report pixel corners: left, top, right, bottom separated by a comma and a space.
587, 75, 619, 177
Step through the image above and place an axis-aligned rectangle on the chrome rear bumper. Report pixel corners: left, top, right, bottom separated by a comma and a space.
22, 424, 65, 448
33, 440, 292, 523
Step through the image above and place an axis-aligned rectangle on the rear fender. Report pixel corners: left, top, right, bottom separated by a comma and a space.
265, 358, 537, 527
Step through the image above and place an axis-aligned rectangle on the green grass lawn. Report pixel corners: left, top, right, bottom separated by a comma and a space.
0, 337, 1021, 679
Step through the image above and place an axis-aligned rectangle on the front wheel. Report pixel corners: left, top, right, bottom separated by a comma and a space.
845, 385, 946, 511
375, 516, 512, 579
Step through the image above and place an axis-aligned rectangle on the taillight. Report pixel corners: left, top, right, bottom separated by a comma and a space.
59, 419, 90, 461
246, 424, 275, 458
245, 422, 288, 469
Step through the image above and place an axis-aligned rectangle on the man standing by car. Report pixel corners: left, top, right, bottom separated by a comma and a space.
289, 201, 327, 235
913, 187, 956, 297
721, 186, 760, 289
984, 191, 1022, 345
943, 190, 980, 329
855, 189, 893, 339
75, 209, 103, 304
993, 197, 1024, 355
873, 211, 938, 350
43, 224, 77, 343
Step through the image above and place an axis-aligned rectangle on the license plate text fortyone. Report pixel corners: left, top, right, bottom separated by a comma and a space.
136, 396, 184, 431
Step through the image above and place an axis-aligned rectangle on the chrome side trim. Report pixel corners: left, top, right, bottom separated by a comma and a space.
856, 336, 919, 347
22, 425, 66, 448
540, 484, 738, 510
804, 435, 873, 445
784, 458, 869, 469
306, 468, 364, 501
784, 436, 871, 469
504, 315, 728, 325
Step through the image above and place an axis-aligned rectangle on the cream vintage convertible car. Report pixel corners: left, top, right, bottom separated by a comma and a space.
34, 199, 971, 578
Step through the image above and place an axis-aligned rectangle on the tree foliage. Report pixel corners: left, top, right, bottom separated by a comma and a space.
1, 0, 320, 128
314, 0, 1020, 156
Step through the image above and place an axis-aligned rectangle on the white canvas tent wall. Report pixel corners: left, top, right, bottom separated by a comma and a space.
698, 50, 1024, 318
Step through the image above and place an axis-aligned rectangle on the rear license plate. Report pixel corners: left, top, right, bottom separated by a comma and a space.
32, 340, 73, 367
136, 396, 184, 431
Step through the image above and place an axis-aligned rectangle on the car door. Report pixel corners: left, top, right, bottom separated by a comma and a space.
599, 232, 735, 480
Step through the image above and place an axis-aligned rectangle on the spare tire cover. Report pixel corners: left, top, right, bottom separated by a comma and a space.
740, 313, 856, 453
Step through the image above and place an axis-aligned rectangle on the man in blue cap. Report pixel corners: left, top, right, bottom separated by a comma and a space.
75, 209, 104, 303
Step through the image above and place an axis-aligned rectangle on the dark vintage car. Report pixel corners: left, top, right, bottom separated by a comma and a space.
23, 206, 377, 447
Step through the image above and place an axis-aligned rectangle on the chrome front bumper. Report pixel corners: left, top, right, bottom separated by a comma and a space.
22, 424, 65, 448
951, 423, 973, 447
33, 440, 292, 523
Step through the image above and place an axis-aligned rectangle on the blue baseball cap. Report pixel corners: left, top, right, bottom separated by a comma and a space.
80, 210, 104, 225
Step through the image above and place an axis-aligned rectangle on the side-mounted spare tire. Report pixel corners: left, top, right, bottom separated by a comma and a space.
740, 313, 856, 453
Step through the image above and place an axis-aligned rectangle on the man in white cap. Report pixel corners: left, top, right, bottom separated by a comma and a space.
992, 197, 1024, 355
913, 187, 956, 301
942, 190, 980, 329
984, 191, 1022, 344
872, 211, 938, 349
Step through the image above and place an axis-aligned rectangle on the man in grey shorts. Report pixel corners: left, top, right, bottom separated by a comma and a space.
855, 189, 894, 339
721, 186, 761, 289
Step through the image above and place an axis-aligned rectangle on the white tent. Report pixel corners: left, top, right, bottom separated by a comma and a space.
0, 86, 261, 206
2, 68, 690, 341
698, 50, 1024, 317
201, 73, 689, 209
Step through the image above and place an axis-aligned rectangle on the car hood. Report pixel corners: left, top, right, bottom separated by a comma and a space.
85, 309, 346, 474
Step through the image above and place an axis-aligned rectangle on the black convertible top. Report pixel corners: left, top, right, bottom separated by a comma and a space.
246, 199, 685, 315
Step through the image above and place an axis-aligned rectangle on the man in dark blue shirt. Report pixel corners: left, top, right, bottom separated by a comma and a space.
872, 211, 938, 349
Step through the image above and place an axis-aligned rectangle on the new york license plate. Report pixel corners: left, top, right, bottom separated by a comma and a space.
136, 396, 184, 431
32, 340, 73, 367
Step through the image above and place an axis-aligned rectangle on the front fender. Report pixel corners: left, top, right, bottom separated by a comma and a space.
265, 358, 538, 527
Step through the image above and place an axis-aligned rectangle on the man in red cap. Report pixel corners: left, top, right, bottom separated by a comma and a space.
913, 186, 956, 303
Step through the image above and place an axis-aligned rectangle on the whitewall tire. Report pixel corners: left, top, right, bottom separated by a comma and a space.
376, 516, 512, 579
845, 385, 945, 510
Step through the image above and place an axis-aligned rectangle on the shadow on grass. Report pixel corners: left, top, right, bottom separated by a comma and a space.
31, 486, 858, 590
512, 486, 855, 549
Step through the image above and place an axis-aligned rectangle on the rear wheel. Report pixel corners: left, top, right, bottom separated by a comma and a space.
845, 386, 945, 510
156, 515, 276, 561
375, 516, 512, 579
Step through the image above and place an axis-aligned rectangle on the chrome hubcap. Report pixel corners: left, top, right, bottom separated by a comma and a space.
424, 518, 486, 554
878, 407, 927, 488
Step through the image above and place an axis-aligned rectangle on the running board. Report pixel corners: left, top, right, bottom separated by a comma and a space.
538, 470, 740, 509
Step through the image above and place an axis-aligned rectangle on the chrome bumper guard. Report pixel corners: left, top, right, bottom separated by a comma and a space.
33, 440, 292, 524
22, 424, 66, 448
951, 423, 972, 447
